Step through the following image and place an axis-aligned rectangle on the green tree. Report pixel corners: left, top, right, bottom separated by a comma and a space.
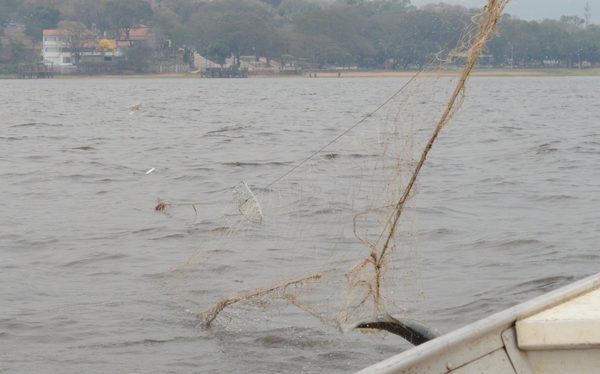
277, 0, 321, 20
57, 20, 89, 65
126, 41, 153, 72
206, 42, 231, 66
104, 0, 153, 44
24, 5, 61, 39
71, 0, 110, 33
190, 0, 280, 64
0, 0, 21, 26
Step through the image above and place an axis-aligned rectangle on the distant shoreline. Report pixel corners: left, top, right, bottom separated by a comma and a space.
301, 68, 600, 78
3, 68, 600, 80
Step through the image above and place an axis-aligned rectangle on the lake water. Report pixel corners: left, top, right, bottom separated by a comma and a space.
1, 76, 599, 373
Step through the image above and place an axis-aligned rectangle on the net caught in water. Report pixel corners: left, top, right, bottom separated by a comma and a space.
232, 181, 264, 224
162, 0, 510, 342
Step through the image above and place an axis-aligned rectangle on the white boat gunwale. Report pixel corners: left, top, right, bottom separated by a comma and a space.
358, 272, 600, 374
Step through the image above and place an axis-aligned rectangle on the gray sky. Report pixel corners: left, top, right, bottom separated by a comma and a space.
411, 0, 600, 24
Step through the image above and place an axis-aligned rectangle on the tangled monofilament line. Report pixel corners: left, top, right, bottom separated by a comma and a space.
202, 0, 510, 328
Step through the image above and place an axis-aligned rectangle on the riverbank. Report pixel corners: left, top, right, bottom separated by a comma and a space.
4, 68, 600, 79
306, 68, 600, 78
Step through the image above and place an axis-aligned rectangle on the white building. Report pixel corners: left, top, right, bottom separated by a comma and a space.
42, 29, 74, 66
42, 27, 149, 68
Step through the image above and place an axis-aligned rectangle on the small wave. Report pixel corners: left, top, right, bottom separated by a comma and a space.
349, 153, 379, 159
314, 207, 344, 214
210, 227, 233, 233
55, 174, 92, 181
61, 253, 128, 268
69, 145, 96, 151
431, 228, 454, 235
0, 319, 43, 331
316, 351, 361, 360
222, 161, 290, 167
208, 264, 235, 273
206, 248, 236, 254
511, 275, 575, 296
10, 122, 37, 128
10, 122, 62, 128
534, 143, 559, 154
533, 194, 576, 202
88, 271, 122, 276
131, 227, 155, 235
471, 238, 544, 251
25, 155, 45, 160
174, 175, 204, 181
15, 238, 60, 248
0, 136, 22, 141
481, 138, 499, 143
151, 233, 186, 240
571, 146, 600, 154
499, 125, 524, 132
253, 329, 329, 349
188, 167, 214, 172
74, 335, 205, 350
572, 253, 600, 261
438, 297, 500, 317
499, 238, 543, 247
204, 124, 250, 136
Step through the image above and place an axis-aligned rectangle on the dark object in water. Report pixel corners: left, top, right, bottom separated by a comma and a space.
355, 315, 440, 346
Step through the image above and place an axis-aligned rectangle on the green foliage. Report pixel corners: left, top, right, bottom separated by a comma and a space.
280, 54, 295, 65
0, 33, 37, 64
3, 0, 600, 69
125, 41, 153, 72
488, 15, 600, 68
260, 0, 283, 8
206, 42, 231, 66
24, 5, 61, 38
0, 0, 20, 26
189, 0, 280, 62
57, 20, 89, 65
151, 7, 184, 43
104, 0, 153, 41
71, 0, 110, 32
277, 0, 321, 20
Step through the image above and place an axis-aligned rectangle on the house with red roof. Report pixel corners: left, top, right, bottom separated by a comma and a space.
42, 29, 75, 67
42, 26, 152, 68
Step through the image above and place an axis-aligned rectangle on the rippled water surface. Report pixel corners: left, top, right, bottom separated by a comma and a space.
1, 76, 600, 373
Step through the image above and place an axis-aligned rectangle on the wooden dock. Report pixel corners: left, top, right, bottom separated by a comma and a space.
17, 64, 54, 79
202, 67, 248, 78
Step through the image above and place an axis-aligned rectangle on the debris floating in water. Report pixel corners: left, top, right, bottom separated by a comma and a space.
232, 181, 263, 224
145, 167, 156, 175
129, 103, 142, 115
155, 199, 170, 213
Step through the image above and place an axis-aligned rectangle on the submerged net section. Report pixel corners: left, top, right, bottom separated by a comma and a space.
161, 0, 509, 339
232, 181, 264, 224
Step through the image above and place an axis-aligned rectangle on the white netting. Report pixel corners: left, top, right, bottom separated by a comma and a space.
232, 181, 264, 224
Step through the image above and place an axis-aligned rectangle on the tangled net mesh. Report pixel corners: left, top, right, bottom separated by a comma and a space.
162, 0, 509, 336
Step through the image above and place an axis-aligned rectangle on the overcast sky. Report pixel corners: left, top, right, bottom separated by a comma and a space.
411, 0, 599, 24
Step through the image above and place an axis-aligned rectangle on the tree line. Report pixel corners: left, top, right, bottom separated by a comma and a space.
1, 0, 599, 70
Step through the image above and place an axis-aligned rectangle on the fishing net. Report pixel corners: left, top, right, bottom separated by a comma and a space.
232, 181, 264, 224
160, 0, 509, 340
